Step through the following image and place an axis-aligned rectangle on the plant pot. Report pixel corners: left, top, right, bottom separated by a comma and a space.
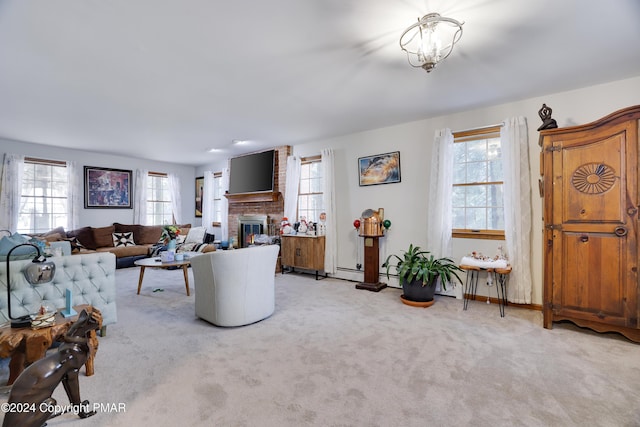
401, 277, 436, 303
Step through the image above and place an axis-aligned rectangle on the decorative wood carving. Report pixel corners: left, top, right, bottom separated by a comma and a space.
571, 163, 616, 194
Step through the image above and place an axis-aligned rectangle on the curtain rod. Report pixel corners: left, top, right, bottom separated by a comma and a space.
454, 122, 504, 134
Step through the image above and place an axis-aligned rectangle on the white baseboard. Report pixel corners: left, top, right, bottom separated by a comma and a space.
331, 267, 462, 298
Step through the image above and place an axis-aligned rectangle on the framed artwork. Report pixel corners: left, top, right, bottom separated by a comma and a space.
358, 151, 401, 186
195, 176, 204, 217
84, 166, 132, 208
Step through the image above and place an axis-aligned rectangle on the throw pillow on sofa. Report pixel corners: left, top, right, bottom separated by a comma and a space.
112, 232, 135, 247
185, 226, 206, 244
93, 225, 116, 248
62, 236, 86, 253
113, 223, 145, 245
0, 233, 31, 257
137, 225, 163, 245
66, 226, 97, 250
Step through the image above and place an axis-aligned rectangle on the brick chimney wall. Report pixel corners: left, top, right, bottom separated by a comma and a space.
228, 145, 291, 245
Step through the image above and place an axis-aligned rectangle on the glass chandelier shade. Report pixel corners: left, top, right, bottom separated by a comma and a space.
399, 13, 464, 73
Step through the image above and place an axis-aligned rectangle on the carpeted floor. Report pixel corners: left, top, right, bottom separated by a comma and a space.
2, 266, 639, 427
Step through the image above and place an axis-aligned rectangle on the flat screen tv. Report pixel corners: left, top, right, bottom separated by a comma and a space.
228, 150, 275, 194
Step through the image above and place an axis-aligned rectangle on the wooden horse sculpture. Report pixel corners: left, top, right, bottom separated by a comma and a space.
2, 309, 100, 427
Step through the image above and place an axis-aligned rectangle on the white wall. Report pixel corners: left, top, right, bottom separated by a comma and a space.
194, 158, 228, 238
290, 75, 640, 305
0, 138, 198, 227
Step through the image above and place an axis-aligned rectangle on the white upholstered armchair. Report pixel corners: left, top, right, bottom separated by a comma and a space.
190, 245, 280, 327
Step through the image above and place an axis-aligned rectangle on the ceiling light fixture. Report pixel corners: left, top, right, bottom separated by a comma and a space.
399, 13, 463, 73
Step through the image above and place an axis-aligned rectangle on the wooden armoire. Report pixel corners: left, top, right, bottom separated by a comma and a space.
539, 105, 640, 343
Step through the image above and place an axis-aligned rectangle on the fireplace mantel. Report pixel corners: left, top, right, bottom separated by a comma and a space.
225, 191, 281, 204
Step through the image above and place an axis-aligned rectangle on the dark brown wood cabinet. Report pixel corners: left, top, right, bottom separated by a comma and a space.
281, 235, 325, 278
539, 105, 640, 342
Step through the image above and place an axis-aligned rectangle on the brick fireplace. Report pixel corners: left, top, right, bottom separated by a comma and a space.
227, 145, 290, 247
238, 215, 268, 248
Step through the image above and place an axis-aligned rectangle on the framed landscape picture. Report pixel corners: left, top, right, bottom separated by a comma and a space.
84, 166, 132, 208
358, 151, 401, 186
195, 176, 204, 217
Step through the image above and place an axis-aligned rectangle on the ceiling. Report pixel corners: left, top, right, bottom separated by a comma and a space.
1, 0, 639, 166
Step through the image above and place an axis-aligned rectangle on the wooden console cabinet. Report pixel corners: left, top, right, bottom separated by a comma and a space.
539, 105, 640, 342
281, 235, 325, 279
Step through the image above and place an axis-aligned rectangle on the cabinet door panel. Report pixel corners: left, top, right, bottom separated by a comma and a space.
281, 237, 295, 266
557, 232, 625, 324
295, 238, 312, 269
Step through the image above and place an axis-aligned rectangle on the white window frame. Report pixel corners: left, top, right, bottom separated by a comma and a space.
146, 172, 174, 225
297, 156, 324, 223
452, 126, 505, 240
212, 172, 223, 226
18, 157, 68, 234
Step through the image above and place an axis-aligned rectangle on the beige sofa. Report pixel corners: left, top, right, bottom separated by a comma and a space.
32, 223, 215, 268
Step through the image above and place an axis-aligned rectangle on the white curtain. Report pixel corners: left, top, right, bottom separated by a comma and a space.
283, 155, 301, 223
220, 167, 230, 241
133, 169, 149, 224
501, 116, 532, 304
202, 171, 215, 233
321, 148, 337, 274
168, 173, 182, 224
66, 161, 81, 230
0, 153, 24, 232
426, 129, 457, 296
427, 128, 454, 258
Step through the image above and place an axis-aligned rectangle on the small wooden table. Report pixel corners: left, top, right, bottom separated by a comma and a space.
135, 257, 191, 296
460, 264, 512, 317
0, 304, 102, 386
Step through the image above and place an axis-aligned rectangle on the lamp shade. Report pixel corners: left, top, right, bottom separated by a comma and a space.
23, 259, 56, 284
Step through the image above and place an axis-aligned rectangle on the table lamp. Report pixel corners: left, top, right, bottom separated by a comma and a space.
5, 243, 56, 328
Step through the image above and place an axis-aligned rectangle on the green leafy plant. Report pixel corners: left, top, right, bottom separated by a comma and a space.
382, 244, 463, 290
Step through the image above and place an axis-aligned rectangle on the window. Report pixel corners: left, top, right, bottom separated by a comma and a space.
452, 126, 504, 239
18, 158, 68, 234
212, 172, 223, 226
146, 172, 173, 225
297, 156, 324, 223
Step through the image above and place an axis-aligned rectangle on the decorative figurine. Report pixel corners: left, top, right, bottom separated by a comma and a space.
298, 217, 308, 234
537, 103, 558, 131
3, 310, 101, 427
280, 217, 292, 235
317, 212, 327, 236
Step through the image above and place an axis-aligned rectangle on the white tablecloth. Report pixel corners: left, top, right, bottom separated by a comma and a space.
459, 256, 509, 269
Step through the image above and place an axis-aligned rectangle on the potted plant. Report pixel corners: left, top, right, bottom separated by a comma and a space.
383, 244, 463, 306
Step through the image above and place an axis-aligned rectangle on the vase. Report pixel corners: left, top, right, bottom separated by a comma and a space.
167, 239, 177, 252
402, 277, 436, 303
